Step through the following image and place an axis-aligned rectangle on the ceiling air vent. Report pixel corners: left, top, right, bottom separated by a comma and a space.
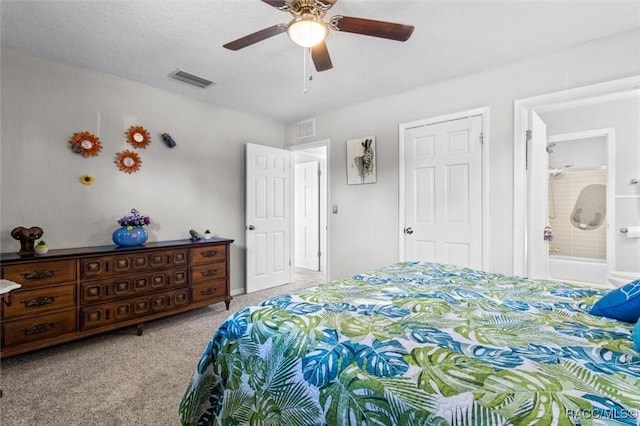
297, 118, 315, 139
169, 70, 215, 88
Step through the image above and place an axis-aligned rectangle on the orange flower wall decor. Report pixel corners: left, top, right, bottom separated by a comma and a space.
69, 131, 102, 157
126, 126, 151, 149
115, 150, 142, 173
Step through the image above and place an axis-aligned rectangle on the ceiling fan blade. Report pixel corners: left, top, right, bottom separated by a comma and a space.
262, 0, 336, 11
261, 0, 288, 9
330, 15, 414, 42
223, 24, 287, 50
311, 41, 333, 72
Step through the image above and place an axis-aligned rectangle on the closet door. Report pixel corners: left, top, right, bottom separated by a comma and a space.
402, 115, 483, 268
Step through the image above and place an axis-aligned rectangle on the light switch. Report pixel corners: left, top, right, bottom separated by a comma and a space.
332, 205, 338, 214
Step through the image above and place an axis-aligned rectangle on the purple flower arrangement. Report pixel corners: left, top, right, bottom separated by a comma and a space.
117, 209, 150, 229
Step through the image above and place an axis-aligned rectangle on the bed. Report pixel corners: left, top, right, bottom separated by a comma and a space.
178, 262, 640, 425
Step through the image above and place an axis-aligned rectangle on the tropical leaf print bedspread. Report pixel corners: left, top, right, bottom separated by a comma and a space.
179, 262, 640, 425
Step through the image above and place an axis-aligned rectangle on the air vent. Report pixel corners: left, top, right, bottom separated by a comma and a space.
169, 70, 215, 88
297, 118, 315, 139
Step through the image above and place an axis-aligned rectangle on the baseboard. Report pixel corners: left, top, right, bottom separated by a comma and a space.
231, 287, 245, 296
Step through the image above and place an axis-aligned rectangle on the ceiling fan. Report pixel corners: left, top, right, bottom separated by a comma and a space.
223, 0, 415, 72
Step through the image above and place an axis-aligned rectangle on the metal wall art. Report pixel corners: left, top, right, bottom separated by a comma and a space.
115, 150, 142, 173
69, 131, 102, 157
126, 126, 151, 149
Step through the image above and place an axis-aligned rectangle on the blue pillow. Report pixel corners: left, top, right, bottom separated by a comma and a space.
633, 321, 640, 351
590, 279, 640, 323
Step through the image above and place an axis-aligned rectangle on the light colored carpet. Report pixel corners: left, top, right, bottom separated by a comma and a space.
0, 269, 325, 426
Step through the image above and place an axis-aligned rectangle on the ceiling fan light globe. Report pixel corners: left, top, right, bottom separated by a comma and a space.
287, 16, 328, 47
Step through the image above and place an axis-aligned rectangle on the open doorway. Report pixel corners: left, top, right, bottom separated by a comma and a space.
544, 130, 613, 286
513, 76, 640, 287
245, 141, 328, 294
290, 140, 329, 286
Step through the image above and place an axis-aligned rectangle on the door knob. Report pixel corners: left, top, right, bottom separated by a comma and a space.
404, 227, 413, 235
247, 225, 255, 231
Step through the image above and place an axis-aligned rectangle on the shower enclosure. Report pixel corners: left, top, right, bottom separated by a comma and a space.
547, 164, 608, 284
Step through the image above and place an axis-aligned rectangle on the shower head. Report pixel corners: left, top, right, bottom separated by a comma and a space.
546, 142, 556, 153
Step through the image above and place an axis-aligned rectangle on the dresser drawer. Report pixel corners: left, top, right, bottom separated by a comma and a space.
191, 279, 226, 303
80, 288, 190, 331
80, 268, 188, 305
80, 249, 188, 279
191, 245, 227, 266
2, 260, 76, 289
2, 310, 76, 347
190, 262, 227, 284
2, 284, 76, 320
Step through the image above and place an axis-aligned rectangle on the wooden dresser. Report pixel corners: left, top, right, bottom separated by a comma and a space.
0, 238, 233, 358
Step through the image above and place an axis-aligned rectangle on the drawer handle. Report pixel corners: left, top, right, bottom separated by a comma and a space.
23, 322, 56, 336
21, 269, 60, 280
200, 269, 217, 278
200, 250, 217, 258
21, 295, 59, 308
200, 288, 218, 296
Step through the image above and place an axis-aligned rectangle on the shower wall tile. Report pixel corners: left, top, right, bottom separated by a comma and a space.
548, 170, 606, 259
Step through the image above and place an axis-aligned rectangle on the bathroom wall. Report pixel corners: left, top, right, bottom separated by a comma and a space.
548, 137, 607, 170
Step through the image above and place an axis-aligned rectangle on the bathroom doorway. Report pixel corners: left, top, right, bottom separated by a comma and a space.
545, 130, 613, 285
513, 76, 640, 287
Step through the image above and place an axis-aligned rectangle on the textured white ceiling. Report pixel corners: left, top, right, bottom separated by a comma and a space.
2, 0, 639, 123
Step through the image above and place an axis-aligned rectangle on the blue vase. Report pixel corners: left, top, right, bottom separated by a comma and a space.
112, 226, 148, 247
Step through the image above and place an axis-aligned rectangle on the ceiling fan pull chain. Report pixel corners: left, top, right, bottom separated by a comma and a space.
303, 47, 314, 93
303, 47, 308, 93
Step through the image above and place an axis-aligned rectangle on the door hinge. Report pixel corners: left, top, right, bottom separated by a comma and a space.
479, 132, 484, 144
318, 251, 321, 258
525, 129, 532, 171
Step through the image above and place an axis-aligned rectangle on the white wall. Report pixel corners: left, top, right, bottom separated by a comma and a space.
285, 29, 640, 280
547, 137, 607, 170
3, 29, 639, 289
0, 48, 285, 294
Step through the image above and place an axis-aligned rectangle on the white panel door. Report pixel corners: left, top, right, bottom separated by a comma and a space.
295, 161, 320, 271
403, 116, 483, 268
527, 111, 549, 279
246, 143, 291, 293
